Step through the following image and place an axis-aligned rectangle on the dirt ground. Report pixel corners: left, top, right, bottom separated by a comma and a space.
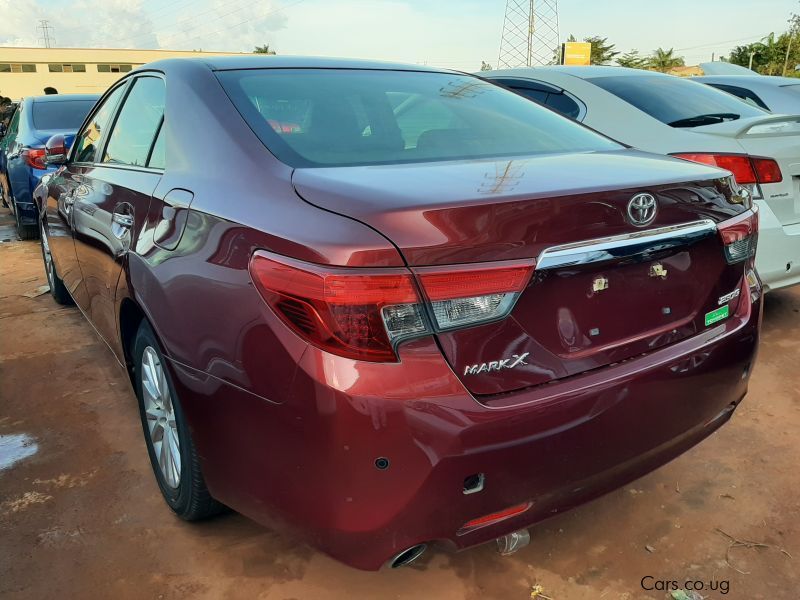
1, 206, 798, 600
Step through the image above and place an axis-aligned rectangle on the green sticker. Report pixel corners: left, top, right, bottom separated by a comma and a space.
705, 305, 730, 326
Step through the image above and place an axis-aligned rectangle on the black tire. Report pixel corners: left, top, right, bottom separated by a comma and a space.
133, 321, 225, 521
40, 220, 73, 305
13, 199, 39, 240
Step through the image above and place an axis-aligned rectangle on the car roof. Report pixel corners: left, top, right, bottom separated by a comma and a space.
140, 55, 455, 74
532, 65, 667, 79
694, 74, 800, 86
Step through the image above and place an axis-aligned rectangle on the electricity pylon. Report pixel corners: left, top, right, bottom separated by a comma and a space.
497, 0, 560, 68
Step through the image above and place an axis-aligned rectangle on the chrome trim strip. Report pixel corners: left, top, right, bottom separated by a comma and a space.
537, 220, 717, 270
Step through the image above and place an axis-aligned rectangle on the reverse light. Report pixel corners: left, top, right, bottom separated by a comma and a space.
672, 153, 782, 185
458, 502, 533, 535
415, 261, 534, 331
21, 147, 47, 170
718, 207, 759, 264
249, 251, 536, 362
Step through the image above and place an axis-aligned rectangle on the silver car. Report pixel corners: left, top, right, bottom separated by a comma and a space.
483, 65, 800, 292
694, 74, 800, 114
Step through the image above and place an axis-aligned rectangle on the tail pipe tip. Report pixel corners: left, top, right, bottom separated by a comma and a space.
388, 543, 428, 568
496, 529, 531, 556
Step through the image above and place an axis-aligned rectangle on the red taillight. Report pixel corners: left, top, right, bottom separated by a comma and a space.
672, 153, 782, 185
718, 207, 759, 264
21, 148, 47, 170
249, 251, 536, 361
458, 502, 532, 534
415, 260, 535, 331
751, 157, 782, 183
249, 251, 424, 362
416, 263, 533, 301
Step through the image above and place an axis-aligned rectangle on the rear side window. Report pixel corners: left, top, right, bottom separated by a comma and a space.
103, 77, 165, 167
588, 75, 765, 127
217, 69, 621, 167
31, 100, 97, 130
491, 78, 582, 120
73, 85, 126, 163
705, 83, 769, 110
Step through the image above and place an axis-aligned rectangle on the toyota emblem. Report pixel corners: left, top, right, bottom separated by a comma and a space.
627, 193, 658, 227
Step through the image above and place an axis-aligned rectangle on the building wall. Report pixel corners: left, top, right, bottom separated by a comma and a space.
0, 47, 245, 100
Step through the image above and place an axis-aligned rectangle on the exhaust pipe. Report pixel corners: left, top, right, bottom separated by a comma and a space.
496, 529, 530, 556
388, 543, 427, 568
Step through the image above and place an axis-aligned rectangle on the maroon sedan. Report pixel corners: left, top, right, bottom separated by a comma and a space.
34, 57, 761, 570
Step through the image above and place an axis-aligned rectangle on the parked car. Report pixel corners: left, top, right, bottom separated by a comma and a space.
0, 94, 98, 238
35, 57, 761, 570
693, 72, 800, 114
483, 66, 800, 292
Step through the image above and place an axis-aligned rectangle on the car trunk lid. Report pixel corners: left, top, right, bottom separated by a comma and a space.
694, 114, 800, 226
293, 150, 752, 395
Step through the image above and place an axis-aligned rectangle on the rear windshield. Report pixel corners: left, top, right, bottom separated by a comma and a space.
217, 69, 621, 167
31, 99, 97, 130
588, 75, 765, 127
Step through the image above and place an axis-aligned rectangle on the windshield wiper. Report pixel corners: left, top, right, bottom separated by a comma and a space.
668, 113, 741, 128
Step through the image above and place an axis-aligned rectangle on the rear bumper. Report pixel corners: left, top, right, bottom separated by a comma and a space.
172, 278, 761, 570
755, 199, 800, 291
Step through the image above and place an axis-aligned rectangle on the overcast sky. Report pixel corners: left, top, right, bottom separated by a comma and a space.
0, 0, 796, 69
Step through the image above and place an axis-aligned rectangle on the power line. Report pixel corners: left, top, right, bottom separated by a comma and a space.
675, 33, 771, 52
120, 0, 256, 46
170, 0, 306, 48
37, 19, 55, 48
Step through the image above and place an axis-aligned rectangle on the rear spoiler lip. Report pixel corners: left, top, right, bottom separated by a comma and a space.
693, 113, 800, 138
537, 219, 718, 270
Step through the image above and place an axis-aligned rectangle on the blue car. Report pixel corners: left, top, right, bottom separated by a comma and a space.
0, 94, 98, 239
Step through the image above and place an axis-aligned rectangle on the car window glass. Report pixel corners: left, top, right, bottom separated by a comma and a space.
545, 93, 581, 119
511, 87, 548, 104
31, 100, 97, 130
393, 95, 467, 149
73, 84, 126, 163
217, 69, 621, 168
709, 84, 769, 110
103, 77, 165, 167
147, 122, 165, 169
588, 75, 765, 127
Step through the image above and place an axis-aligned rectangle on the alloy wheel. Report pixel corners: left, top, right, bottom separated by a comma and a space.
141, 346, 182, 488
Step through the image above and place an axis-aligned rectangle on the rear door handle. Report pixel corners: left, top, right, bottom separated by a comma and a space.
111, 203, 135, 240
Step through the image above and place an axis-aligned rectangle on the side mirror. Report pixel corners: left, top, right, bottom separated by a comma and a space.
45, 134, 68, 165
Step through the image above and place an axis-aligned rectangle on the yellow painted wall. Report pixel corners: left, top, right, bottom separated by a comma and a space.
0, 47, 246, 100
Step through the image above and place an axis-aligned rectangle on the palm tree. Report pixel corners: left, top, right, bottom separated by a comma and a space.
649, 48, 685, 73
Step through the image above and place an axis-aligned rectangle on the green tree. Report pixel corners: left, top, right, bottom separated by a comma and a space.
617, 49, 647, 69
253, 44, 276, 55
726, 33, 798, 75
648, 47, 685, 72
480, 61, 493, 71
584, 36, 619, 65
